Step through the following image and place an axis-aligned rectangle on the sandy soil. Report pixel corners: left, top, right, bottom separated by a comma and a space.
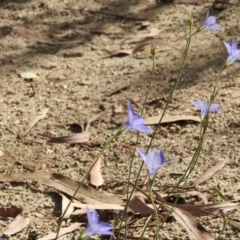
1, 0, 240, 239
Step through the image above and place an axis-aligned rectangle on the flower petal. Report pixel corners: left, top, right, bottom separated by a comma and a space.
223, 41, 232, 55
203, 11, 220, 30
125, 101, 151, 134
84, 207, 114, 237
224, 40, 240, 65
205, 16, 217, 26
137, 148, 148, 163
209, 103, 222, 112
96, 222, 114, 235
137, 149, 174, 179
87, 207, 99, 224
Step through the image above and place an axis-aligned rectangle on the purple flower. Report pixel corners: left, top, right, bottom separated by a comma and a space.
125, 101, 151, 134
83, 207, 114, 237
190, 100, 222, 119
223, 40, 240, 65
137, 148, 175, 179
202, 11, 220, 30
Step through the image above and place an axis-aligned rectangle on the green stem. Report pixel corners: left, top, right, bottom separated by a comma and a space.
160, 63, 228, 240
149, 179, 159, 239
216, 216, 230, 240
137, 17, 198, 238
119, 42, 157, 239
55, 128, 125, 239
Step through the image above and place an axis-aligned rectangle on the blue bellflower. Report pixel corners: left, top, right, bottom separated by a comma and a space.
190, 100, 222, 119
223, 40, 240, 65
137, 148, 174, 179
202, 11, 220, 30
83, 207, 114, 238
125, 101, 151, 134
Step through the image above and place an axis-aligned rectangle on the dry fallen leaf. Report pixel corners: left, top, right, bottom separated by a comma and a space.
144, 114, 201, 125
106, 85, 130, 97
90, 23, 122, 35
13, 26, 54, 44
0, 208, 22, 218
229, 219, 240, 230
45, 73, 69, 82
170, 202, 239, 218
4, 212, 30, 235
174, 0, 205, 3
185, 159, 227, 188
38, 223, 81, 240
0, 149, 3, 158
128, 196, 154, 215
61, 194, 75, 218
134, 28, 161, 40
108, 49, 133, 58
90, 157, 104, 188
128, 94, 140, 103
71, 201, 124, 211
114, 102, 124, 113
187, 191, 208, 205
20, 72, 39, 80
13, 26, 88, 45
48, 131, 90, 144
0, 172, 124, 205
21, 108, 49, 136
163, 204, 214, 240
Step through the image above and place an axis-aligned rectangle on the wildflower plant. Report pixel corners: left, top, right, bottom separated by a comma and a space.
137, 148, 175, 238
190, 100, 222, 119
202, 10, 221, 30
124, 101, 152, 134
55, 9, 237, 240
224, 40, 240, 65
79, 207, 114, 239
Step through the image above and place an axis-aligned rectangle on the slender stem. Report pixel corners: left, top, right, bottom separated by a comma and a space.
55, 128, 124, 239
119, 42, 157, 239
139, 215, 152, 239
149, 29, 196, 150
149, 179, 159, 239
157, 63, 228, 235
135, 17, 197, 237
216, 217, 230, 240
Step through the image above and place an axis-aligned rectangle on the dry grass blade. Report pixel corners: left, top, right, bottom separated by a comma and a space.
3, 212, 30, 235
185, 159, 227, 188
38, 223, 82, 240
163, 204, 214, 240
48, 131, 90, 144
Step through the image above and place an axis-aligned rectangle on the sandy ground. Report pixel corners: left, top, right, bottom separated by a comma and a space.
1, 0, 240, 239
